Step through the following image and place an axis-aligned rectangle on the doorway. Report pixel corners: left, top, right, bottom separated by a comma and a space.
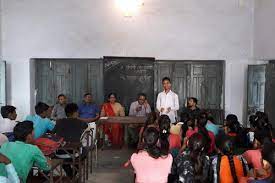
247, 61, 275, 128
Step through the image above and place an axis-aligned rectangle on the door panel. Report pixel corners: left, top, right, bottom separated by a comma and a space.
52, 62, 72, 104
87, 60, 104, 105
173, 64, 188, 110
36, 61, 54, 105
247, 65, 266, 120
190, 64, 206, 108
71, 62, 88, 104
0, 61, 6, 107
156, 63, 173, 94
265, 62, 275, 128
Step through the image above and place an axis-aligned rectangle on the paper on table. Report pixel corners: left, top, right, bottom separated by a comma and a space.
100, 117, 109, 120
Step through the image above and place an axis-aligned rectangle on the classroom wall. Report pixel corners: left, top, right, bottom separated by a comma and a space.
254, 0, 275, 59
1, 0, 258, 122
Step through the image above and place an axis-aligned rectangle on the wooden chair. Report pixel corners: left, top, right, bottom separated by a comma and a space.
57, 142, 88, 183
80, 127, 97, 176
30, 159, 64, 183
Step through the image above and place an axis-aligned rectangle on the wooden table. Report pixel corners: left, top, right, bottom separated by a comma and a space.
97, 116, 147, 125
97, 116, 147, 149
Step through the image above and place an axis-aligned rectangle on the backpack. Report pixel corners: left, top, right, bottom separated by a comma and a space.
34, 134, 64, 156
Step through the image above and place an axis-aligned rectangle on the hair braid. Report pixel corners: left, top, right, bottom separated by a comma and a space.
228, 155, 238, 183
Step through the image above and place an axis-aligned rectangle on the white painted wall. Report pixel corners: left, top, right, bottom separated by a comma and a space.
254, 0, 275, 59
1, 0, 257, 122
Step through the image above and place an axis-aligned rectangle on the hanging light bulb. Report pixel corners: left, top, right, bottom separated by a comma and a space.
115, 0, 143, 17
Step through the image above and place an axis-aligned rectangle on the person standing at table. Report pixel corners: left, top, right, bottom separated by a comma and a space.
128, 93, 152, 147
101, 93, 125, 148
51, 94, 67, 120
156, 77, 179, 123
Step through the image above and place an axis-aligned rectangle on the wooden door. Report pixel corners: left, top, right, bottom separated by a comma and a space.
35, 60, 55, 105
0, 61, 6, 107
87, 60, 104, 105
190, 62, 223, 124
190, 64, 207, 108
35, 59, 103, 106
265, 61, 275, 128
247, 65, 266, 121
52, 61, 73, 104
69, 61, 91, 104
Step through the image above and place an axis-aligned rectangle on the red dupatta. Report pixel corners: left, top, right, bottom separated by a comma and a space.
102, 102, 123, 147
103, 103, 116, 117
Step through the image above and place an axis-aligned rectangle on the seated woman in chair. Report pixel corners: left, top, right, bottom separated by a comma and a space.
100, 93, 125, 148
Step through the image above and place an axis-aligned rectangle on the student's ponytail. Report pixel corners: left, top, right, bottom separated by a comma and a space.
188, 133, 208, 182
216, 135, 239, 183
159, 115, 170, 156
228, 155, 238, 183
197, 113, 211, 152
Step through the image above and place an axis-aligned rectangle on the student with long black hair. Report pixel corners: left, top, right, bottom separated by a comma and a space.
137, 112, 158, 149
224, 114, 248, 148
212, 135, 248, 183
243, 129, 272, 171
130, 127, 173, 183
170, 133, 212, 183
182, 113, 215, 154
197, 113, 215, 154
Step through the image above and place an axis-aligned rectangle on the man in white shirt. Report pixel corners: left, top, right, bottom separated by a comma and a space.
129, 93, 151, 117
156, 77, 179, 123
0, 106, 17, 134
128, 93, 152, 147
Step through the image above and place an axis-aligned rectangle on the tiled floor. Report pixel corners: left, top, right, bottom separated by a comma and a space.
88, 148, 135, 183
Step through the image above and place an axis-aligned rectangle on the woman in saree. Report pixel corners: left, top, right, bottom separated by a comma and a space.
101, 93, 125, 147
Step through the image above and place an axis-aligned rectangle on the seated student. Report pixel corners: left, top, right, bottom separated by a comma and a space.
243, 130, 272, 170
253, 143, 275, 183
0, 106, 17, 140
138, 112, 158, 149
0, 121, 50, 183
212, 135, 248, 183
55, 103, 88, 142
253, 112, 274, 143
55, 103, 88, 178
130, 127, 173, 183
247, 114, 258, 145
205, 114, 220, 136
224, 114, 248, 148
183, 113, 215, 154
0, 153, 20, 183
26, 102, 55, 139
171, 133, 212, 183
159, 115, 181, 154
